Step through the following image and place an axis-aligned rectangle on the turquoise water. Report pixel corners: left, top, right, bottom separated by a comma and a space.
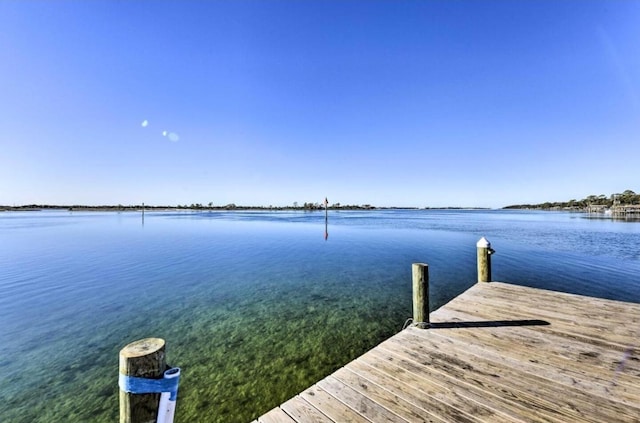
1, 209, 639, 422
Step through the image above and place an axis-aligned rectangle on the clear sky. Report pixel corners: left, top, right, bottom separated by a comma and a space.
1, 0, 638, 208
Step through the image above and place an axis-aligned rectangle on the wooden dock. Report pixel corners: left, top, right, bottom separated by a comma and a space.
253, 282, 640, 423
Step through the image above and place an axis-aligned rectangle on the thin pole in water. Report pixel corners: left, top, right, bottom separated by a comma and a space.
324, 197, 328, 240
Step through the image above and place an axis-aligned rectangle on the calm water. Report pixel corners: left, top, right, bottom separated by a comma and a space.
1, 209, 639, 422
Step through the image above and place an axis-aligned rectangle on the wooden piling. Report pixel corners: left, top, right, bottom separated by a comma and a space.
119, 338, 166, 423
412, 263, 429, 328
477, 237, 492, 283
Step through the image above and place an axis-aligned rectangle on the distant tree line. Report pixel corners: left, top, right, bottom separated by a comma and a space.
1, 202, 378, 212
504, 189, 640, 210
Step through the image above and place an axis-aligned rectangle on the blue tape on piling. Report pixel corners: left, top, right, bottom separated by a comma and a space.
119, 368, 181, 401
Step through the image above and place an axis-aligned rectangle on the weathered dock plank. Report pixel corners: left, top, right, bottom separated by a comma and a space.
316, 376, 407, 423
391, 331, 637, 422
254, 282, 640, 422
352, 351, 499, 423
299, 385, 370, 423
362, 345, 548, 423
280, 396, 332, 423
445, 286, 639, 348
424, 309, 640, 401
258, 406, 297, 423
331, 366, 435, 423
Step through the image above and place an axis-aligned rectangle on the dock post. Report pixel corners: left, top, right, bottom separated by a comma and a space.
477, 237, 494, 282
412, 263, 429, 328
119, 338, 166, 423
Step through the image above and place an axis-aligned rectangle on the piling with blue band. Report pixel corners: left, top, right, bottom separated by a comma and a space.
119, 367, 181, 401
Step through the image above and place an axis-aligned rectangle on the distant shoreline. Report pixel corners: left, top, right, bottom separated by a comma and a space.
0, 205, 492, 212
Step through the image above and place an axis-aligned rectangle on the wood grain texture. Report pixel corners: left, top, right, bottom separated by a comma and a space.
477, 246, 491, 282
256, 282, 640, 422
258, 407, 297, 423
119, 338, 166, 423
299, 385, 370, 423
280, 396, 333, 423
412, 263, 429, 328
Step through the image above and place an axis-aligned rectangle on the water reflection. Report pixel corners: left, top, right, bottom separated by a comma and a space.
324, 211, 328, 240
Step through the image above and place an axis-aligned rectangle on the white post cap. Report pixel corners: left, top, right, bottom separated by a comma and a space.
476, 237, 491, 248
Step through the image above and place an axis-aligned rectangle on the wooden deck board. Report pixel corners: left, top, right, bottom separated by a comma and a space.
279, 396, 333, 423
352, 351, 509, 423
255, 282, 640, 422
424, 309, 640, 398
332, 366, 442, 423
387, 331, 639, 422
361, 345, 558, 423
258, 407, 297, 423
299, 385, 371, 423
379, 335, 596, 422
430, 305, 640, 375
443, 287, 639, 348
316, 375, 409, 422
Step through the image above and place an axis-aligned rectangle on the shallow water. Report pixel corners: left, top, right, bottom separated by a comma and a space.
1, 209, 639, 422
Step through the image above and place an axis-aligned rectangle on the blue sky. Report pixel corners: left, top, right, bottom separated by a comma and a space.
1, 0, 638, 208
